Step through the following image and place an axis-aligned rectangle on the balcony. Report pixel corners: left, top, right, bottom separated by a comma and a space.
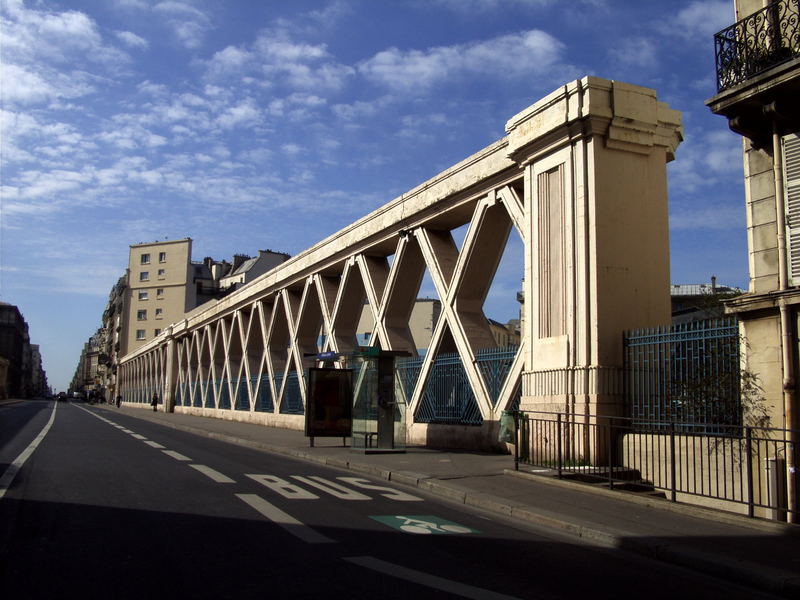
714, 0, 800, 92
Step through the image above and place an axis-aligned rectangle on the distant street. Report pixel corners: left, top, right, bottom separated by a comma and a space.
0, 400, 780, 599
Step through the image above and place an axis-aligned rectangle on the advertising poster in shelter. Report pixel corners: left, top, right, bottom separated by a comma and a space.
305, 368, 353, 437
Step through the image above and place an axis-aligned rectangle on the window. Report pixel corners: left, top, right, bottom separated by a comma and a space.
136, 329, 146, 340
156, 288, 164, 298
159, 251, 167, 263
138, 290, 149, 301
140, 271, 150, 282
154, 328, 161, 336
155, 308, 163, 319
157, 268, 166, 278
140, 253, 150, 265
784, 133, 800, 284
137, 309, 147, 320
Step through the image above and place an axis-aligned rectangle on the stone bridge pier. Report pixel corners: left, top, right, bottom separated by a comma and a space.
119, 77, 683, 451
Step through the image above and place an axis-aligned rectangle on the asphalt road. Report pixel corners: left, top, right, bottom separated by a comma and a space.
0, 400, 783, 599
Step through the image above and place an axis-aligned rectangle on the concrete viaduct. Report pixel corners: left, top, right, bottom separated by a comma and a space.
118, 77, 683, 450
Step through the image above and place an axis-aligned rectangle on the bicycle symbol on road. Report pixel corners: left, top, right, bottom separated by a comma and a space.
371, 515, 477, 535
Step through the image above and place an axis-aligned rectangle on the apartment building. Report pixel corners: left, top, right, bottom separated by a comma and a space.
126, 239, 195, 353
706, 0, 800, 428
81, 239, 291, 398
0, 302, 48, 398
706, 0, 799, 518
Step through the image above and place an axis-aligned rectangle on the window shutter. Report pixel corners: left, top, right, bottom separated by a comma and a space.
784, 132, 800, 285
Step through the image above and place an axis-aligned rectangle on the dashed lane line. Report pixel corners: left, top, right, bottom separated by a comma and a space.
0, 401, 58, 501
343, 556, 522, 600
189, 464, 235, 483
162, 450, 192, 461
235, 493, 336, 544
144, 440, 166, 449
131, 433, 147, 440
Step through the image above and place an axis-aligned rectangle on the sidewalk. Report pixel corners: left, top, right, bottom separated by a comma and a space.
96, 402, 799, 598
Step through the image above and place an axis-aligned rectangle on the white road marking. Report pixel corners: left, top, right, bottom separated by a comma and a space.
144, 440, 166, 449
290, 476, 370, 500
235, 493, 335, 544
162, 450, 192, 461
189, 464, 235, 483
0, 401, 58, 501
337, 477, 423, 501
131, 434, 147, 440
343, 556, 521, 600
246, 474, 319, 499
120, 429, 134, 434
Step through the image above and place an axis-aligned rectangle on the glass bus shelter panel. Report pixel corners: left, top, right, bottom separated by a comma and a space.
350, 357, 406, 453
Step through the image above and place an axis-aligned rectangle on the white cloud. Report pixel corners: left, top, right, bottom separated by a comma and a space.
608, 37, 658, 69
359, 30, 566, 93
153, 1, 212, 49
115, 30, 149, 49
669, 128, 743, 193
2, 1, 128, 66
281, 143, 303, 156
203, 30, 355, 91
205, 45, 252, 79
431, 0, 553, 10
216, 99, 262, 129
666, 1, 733, 40
670, 203, 744, 230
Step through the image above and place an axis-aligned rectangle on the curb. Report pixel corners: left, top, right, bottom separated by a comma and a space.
99, 406, 799, 598
505, 468, 797, 536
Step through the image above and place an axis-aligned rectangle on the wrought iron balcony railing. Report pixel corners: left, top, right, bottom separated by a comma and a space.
714, 0, 800, 92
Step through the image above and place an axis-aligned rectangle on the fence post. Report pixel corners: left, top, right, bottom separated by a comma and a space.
514, 410, 519, 471
670, 421, 677, 502
608, 417, 614, 490
556, 413, 563, 479
745, 426, 754, 518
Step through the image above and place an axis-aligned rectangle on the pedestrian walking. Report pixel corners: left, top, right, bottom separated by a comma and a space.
151, 392, 158, 412
115, 394, 122, 408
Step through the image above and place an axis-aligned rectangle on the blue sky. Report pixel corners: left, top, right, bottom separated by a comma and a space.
1, 0, 746, 391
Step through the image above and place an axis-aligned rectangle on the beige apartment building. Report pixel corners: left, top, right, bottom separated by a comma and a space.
707, 0, 799, 427
126, 239, 195, 354
706, 0, 799, 516
87, 238, 291, 399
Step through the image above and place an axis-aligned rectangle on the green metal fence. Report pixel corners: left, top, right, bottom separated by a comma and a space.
624, 318, 741, 431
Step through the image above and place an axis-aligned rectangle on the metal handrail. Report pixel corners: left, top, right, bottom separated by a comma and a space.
514, 410, 798, 519
714, 0, 800, 92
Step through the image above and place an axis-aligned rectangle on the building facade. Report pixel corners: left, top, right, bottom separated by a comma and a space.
706, 0, 800, 518
80, 240, 290, 399
0, 302, 48, 398
127, 239, 195, 353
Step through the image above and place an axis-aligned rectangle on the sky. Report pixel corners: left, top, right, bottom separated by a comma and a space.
1, 0, 747, 391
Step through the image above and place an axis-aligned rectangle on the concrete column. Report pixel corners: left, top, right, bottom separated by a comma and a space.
508, 78, 683, 430
163, 327, 176, 413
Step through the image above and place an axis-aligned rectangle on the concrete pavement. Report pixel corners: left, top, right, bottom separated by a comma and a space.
29, 399, 800, 597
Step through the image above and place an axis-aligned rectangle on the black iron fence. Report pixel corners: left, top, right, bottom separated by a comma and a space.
514, 410, 797, 519
714, 0, 800, 92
